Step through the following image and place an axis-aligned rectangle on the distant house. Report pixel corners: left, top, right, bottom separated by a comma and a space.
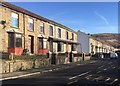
77, 30, 90, 54
77, 30, 114, 55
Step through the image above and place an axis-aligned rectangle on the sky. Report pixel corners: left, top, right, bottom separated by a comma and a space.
11, 2, 118, 34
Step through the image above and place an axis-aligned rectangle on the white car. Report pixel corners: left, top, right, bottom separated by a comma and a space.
110, 53, 118, 59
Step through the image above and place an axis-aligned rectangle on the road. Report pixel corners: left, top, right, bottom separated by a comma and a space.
2, 59, 120, 86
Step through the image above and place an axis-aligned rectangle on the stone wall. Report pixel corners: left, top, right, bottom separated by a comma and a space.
1, 58, 51, 74
0, 52, 91, 74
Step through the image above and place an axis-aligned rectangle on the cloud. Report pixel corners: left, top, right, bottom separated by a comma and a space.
94, 11, 109, 25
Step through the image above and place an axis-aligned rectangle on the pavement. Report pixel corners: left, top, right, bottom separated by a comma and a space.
0, 60, 96, 81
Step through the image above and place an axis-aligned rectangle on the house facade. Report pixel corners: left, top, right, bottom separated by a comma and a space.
77, 30, 90, 54
0, 2, 78, 56
77, 31, 114, 55
90, 37, 114, 54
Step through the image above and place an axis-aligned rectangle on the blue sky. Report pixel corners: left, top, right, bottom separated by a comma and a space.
11, 2, 118, 34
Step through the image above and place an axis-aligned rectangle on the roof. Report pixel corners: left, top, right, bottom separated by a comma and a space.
48, 37, 80, 44
1, 2, 77, 34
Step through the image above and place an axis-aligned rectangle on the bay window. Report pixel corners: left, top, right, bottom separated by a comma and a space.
16, 34, 22, 48
11, 12, 18, 28
8, 33, 22, 48
38, 38, 47, 49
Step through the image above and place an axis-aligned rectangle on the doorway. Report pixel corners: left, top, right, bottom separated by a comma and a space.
28, 36, 34, 54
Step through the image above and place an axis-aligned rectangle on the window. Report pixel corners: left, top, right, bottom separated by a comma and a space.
40, 22, 44, 34
8, 33, 14, 48
11, 12, 18, 28
71, 44, 77, 51
16, 34, 22, 48
38, 38, 47, 49
39, 38, 43, 49
8, 33, 22, 48
28, 18, 34, 31
57, 42, 64, 52
91, 45, 94, 53
72, 33, 74, 40
49, 25, 53, 36
58, 28, 61, 38
49, 40, 53, 52
66, 31, 68, 40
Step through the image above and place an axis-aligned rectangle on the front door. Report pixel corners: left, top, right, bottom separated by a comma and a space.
28, 36, 34, 54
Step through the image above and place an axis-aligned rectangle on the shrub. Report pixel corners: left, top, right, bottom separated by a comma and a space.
13, 54, 47, 60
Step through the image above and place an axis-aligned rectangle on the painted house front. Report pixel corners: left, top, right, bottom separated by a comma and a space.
77, 30, 90, 54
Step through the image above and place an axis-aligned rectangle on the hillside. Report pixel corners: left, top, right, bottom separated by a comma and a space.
91, 33, 120, 48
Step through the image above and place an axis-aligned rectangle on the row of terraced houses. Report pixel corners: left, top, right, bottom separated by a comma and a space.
0, 2, 115, 57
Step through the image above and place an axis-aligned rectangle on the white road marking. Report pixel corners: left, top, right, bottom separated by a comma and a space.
110, 79, 118, 84
105, 78, 111, 81
0, 72, 41, 81
94, 76, 103, 80
85, 75, 93, 80
103, 68, 107, 70
69, 71, 91, 80
97, 71, 101, 74
98, 66, 104, 69
67, 80, 78, 85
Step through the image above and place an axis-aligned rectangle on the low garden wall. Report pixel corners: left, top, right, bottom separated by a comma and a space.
0, 52, 91, 74
1, 58, 51, 73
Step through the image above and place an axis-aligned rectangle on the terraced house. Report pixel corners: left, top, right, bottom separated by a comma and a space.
77, 31, 114, 55
90, 37, 114, 55
0, 2, 78, 56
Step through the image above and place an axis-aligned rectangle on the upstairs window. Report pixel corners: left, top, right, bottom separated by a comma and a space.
66, 31, 68, 40
72, 33, 74, 40
40, 22, 44, 34
49, 25, 53, 36
28, 18, 34, 31
11, 12, 18, 28
58, 28, 61, 38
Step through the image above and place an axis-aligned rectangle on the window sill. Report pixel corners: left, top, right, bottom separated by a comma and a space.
11, 26, 19, 29
28, 30, 34, 32
40, 32, 44, 34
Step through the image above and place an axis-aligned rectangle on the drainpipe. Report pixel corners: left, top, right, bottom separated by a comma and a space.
23, 13, 25, 50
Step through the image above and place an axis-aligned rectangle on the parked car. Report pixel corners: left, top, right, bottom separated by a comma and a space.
110, 53, 118, 59
91, 53, 104, 59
